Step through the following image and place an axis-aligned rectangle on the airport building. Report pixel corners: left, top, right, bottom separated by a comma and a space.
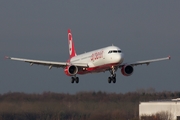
139, 98, 180, 120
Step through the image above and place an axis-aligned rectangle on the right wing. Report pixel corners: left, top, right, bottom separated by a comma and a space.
5, 56, 88, 69
119, 56, 171, 68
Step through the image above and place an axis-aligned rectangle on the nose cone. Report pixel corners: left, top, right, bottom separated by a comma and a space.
114, 53, 124, 64
119, 53, 124, 63
120, 53, 124, 63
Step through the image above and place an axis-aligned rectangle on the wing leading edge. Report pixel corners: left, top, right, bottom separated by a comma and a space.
119, 56, 170, 68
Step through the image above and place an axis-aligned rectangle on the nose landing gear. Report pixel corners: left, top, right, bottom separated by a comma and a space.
108, 66, 117, 83
108, 74, 116, 83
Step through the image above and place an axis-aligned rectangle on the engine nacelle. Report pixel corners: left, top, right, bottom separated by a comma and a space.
121, 65, 134, 76
64, 65, 78, 76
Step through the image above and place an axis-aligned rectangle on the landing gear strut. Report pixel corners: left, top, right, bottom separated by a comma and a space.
71, 76, 79, 83
108, 66, 117, 83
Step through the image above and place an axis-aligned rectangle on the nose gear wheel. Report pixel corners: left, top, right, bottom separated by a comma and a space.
108, 75, 116, 83
108, 66, 117, 83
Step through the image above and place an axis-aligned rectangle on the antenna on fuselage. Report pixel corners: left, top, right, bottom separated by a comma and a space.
112, 44, 114, 46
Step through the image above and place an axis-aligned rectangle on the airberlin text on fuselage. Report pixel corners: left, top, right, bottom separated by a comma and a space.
91, 51, 104, 61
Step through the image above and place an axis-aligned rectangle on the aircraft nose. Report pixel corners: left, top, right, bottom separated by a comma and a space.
115, 53, 124, 63
120, 53, 124, 63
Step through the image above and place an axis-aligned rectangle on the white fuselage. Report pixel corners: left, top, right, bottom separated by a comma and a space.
70, 46, 124, 74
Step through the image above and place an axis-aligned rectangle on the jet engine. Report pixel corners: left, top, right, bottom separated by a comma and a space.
64, 65, 78, 76
121, 65, 134, 76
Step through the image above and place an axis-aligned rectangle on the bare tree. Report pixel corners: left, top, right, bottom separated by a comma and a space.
155, 111, 173, 120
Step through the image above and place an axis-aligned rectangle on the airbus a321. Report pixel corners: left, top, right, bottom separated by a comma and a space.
6, 29, 170, 83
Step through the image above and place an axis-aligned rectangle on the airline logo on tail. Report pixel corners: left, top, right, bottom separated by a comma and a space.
68, 29, 77, 58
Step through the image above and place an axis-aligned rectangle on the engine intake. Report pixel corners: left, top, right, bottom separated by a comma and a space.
64, 65, 78, 76
121, 65, 134, 76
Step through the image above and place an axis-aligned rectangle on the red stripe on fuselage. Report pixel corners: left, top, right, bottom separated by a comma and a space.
77, 62, 120, 74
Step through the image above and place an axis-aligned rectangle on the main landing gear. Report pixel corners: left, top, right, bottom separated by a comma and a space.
108, 66, 117, 83
71, 76, 79, 84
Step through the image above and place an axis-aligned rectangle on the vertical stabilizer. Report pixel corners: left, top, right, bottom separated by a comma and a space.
68, 29, 77, 58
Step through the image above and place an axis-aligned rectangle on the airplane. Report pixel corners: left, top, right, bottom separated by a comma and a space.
5, 29, 170, 84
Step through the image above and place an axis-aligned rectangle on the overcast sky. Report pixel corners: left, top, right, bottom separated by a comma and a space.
1, 1, 180, 94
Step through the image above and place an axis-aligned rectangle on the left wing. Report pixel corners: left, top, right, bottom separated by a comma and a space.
119, 56, 171, 68
5, 56, 88, 69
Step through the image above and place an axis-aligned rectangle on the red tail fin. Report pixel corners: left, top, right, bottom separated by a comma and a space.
68, 29, 77, 58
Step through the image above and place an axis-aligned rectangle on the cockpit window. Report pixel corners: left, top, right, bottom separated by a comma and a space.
108, 50, 121, 54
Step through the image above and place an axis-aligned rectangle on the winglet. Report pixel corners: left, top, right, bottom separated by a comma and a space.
5, 56, 10, 59
168, 56, 171, 60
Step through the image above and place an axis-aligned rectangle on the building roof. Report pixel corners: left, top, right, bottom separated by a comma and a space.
140, 98, 180, 103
